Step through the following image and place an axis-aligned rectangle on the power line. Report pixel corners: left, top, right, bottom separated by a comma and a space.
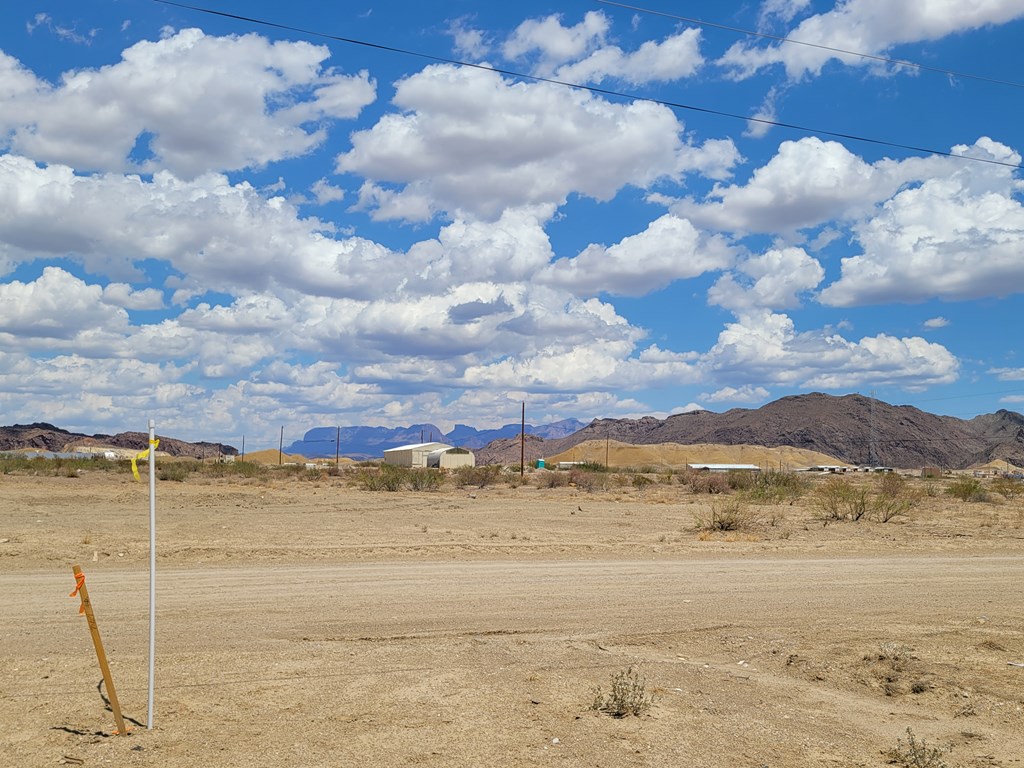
597, 0, 1024, 91
152, 0, 1023, 171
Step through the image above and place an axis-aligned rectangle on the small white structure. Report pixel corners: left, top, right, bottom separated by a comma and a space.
383, 442, 476, 469
427, 447, 475, 470
687, 463, 760, 473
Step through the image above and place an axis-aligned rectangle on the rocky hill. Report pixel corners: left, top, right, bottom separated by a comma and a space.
476, 394, 1024, 469
0, 423, 237, 459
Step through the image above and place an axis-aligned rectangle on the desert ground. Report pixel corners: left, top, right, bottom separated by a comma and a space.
2, 463, 1023, 767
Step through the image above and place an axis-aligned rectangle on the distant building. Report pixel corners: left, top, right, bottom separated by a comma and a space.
383, 442, 475, 469
687, 463, 760, 473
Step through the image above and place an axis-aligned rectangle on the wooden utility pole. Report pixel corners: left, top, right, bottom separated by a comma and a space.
278, 426, 284, 465
70, 566, 128, 736
520, 402, 525, 478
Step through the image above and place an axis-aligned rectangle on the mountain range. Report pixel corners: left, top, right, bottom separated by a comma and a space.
4, 393, 1023, 469
475, 393, 1024, 470
284, 419, 586, 460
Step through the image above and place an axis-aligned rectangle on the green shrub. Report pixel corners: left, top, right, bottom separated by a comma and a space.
946, 476, 987, 502
407, 468, 442, 491
158, 464, 192, 482
359, 464, 408, 491
453, 464, 501, 488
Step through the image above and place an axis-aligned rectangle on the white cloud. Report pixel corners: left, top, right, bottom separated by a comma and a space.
704, 310, 958, 390
990, 367, 1024, 381
0, 29, 376, 177
720, 0, 1024, 80
700, 385, 770, 403
923, 317, 949, 329
337, 64, 739, 221
502, 11, 610, 73
540, 215, 736, 297
708, 247, 824, 311
0, 267, 129, 341
820, 138, 1024, 306
101, 283, 165, 310
554, 28, 704, 85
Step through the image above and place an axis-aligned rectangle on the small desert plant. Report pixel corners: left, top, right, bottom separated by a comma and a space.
536, 471, 569, 489
946, 476, 987, 502
873, 473, 920, 522
453, 464, 501, 488
884, 727, 949, 768
814, 477, 868, 521
991, 475, 1023, 500
577, 460, 607, 472
569, 468, 607, 492
687, 472, 731, 494
695, 498, 753, 531
632, 474, 654, 491
591, 666, 652, 717
158, 464, 192, 482
359, 464, 408, 491
745, 468, 809, 502
406, 469, 442, 491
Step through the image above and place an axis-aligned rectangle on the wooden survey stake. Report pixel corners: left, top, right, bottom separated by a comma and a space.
70, 565, 128, 736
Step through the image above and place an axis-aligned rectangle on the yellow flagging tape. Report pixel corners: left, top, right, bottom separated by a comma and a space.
131, 439, 160, 481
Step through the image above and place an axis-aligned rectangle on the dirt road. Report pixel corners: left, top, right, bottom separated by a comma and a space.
2, 472, 1023, 766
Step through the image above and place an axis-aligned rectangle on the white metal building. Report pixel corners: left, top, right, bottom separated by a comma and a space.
382, 442, 475, 469
687, 463, 760, 472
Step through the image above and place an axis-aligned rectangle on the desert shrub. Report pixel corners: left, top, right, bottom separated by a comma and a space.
406, 469, 442, 491
872, 473, 920, 522
991, 475, 1024, 500
946, 476, 987, 502
632, 474, 654, 491
359, 464, 408, 491
536, 471, 569, 489
755, 468, 809, 500
577, 460, 607, 472
591, 667, 652, 718
885, 728, 949, 768
814, 477, 871, 521
695, 498, 753, 531
570, 469, 608, 492
158, 464, 192, 482
687, 472, 731, 494
726, 469, 757, 491
453, 464, 501, 488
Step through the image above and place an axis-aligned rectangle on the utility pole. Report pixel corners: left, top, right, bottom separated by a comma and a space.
335, 426, 340, 469
520, 401, 525, 479
278, 426, 284, 466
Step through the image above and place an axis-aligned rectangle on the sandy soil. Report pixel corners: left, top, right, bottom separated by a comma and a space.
2, 470, 1023, 767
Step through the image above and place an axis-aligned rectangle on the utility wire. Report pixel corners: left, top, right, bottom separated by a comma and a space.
153, 0, 1022, 171
597, 0, 1024, 91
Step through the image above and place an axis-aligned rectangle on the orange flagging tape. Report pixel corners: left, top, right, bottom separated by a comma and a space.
70, 571, 86, 614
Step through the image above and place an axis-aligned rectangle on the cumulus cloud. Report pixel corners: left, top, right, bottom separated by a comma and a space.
337, 64, 739, 221
703, 310, 958, 390
502, 11, 610, 73
700, 385, 770, 404
719, 0, 1024, 80
0, 29, 376, 177
540, 215, 735, 297
554, 28, 704, 85
820, 138, 1024, 306
708, 247, 824, 312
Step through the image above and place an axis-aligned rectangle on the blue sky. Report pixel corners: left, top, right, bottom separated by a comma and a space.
2, 0, 1024, 450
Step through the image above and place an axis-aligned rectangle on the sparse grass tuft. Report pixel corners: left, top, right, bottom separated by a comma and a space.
884, 728, 949, 768
591, 666, 652, 718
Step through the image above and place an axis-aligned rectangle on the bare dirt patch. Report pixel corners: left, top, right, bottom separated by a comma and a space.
2, 470, 1023, 767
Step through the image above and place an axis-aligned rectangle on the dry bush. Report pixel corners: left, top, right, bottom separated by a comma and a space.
591, 667, 652, 718
814, 477, 868, 521
695, 498, 753, 531
873, 473, 920, 522
569, 468, 608, 492
453, 464, 501, 488
884, 728, 949, 768
535, 471, 569, 489
946, 476, 987, 502
991, 475, 1024, 499
687, 472, 731, 494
